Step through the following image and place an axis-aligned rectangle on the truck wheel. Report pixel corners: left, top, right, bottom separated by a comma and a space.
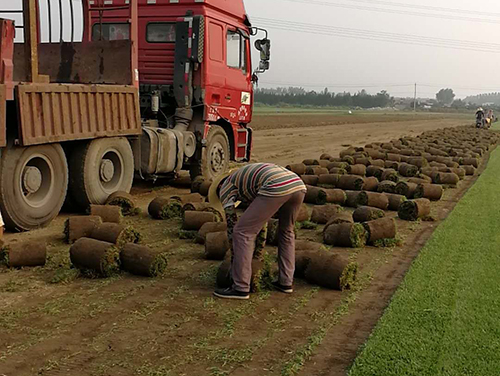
0, 144, 68, 231
192, 125, 230, 181
69, 138, 134, 209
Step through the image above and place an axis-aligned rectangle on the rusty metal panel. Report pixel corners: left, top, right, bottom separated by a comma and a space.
16, 83, 141, 146
14, 41, 132, 85
0, 84, 6, 147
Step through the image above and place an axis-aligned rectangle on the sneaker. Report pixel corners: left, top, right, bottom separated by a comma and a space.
213, 288, 250, 300
272, 281, 293, 294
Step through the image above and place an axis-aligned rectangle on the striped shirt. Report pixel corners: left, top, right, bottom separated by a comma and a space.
220, 163, 306, 208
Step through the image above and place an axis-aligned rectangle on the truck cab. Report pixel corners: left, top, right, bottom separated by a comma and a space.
90, 0, 270, 180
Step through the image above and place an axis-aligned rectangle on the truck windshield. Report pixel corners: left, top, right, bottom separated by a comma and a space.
92, 23, 130, 41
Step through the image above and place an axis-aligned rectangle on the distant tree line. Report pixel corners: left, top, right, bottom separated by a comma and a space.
463, 92, 500, 106
255, 87, 394, 108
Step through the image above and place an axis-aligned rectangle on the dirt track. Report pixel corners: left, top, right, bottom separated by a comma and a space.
251, 114, 470, 165
0, 113, 476, 376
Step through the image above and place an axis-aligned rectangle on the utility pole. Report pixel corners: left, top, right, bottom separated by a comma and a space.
414, 83, 417, 112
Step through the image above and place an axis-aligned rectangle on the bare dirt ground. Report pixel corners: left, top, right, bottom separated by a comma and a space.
0, 113, 478, 376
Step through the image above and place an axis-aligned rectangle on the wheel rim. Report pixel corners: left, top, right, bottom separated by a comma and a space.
209, 141, 226, 175
20, 154, 55, 209
99, 149, 124, 193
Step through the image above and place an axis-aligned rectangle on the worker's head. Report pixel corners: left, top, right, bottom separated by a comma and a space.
208, 171, 232, 213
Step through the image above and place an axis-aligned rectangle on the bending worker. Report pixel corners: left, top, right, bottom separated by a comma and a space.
209, 163, 306, 300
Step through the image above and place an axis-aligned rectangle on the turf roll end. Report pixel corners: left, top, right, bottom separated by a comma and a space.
398, 198, 432, 221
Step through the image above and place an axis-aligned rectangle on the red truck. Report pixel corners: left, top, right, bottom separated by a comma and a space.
0, 0, 270, 231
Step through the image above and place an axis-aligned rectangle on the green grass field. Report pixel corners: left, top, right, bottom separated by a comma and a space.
349, 146, 500, 376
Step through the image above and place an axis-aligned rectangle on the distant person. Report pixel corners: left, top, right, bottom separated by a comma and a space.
209, 163, 306, 300
476, 107, 485, 128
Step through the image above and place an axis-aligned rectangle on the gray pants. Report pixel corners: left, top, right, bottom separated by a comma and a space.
231, 191, 306, 293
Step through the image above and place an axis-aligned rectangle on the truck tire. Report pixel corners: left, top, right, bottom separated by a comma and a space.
0, 144, 68, 231
69, 137, 134, 210
191, 125, 230, 181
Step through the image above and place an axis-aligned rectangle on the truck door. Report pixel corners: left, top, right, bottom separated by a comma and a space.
224, 28, 252, 125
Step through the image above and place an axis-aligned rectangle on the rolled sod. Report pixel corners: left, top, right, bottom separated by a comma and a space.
340, 148, 356, 157
398, 198, 432, 221
356, 192, 389, 210
450, 168, 466, 180
311, 205, 341, 224
190, 176, 205, 194
366, 166, 384, 179
434, 172, 460, 185
328, 167, 347, 175
324, 188, 347, 205
64, 216, 103, 244
90, 223, 142, 248
297, 204, 310, 222
347, 164, 367, 176
384, 193, 407, 211
398, 163, 419, 177
318, 174, 340, 187
377, 180, 397, 194
363, 217, 397, 244
320, 153, 333, 160
327, 161, 349, 170
386, 153, 401, 162
182, 211, 218, 231
199, 181, 213, 197
407, 157, 428, 168
295, 251, 315, 278
353, 206, 385, 223
381, 169, 399, 183
429, 161, 447, 168
305, 185, 328, 205
323, 223, 367, 248
196, 222, 228, 244
302, 159, 320, 166
345, 190, 362, 208
182, 203, 223, 222
170, 193, 205, 205
337, 175, 365, 190
414, 183, 444, 201
363, 177, 379, 192
342, 155, 355, 165
372, 159, 387, 168
306, 166, 329, 175
318, 160, 330, 168
384, 161, 399, 170
301, 175, 319, 186
105, 191, 138, 216
148, 197, 183, 219
324, 212, 354, 234
120, 243, 168, 277
286, 163, 307, 175
90, 205, 123, 224
461, 157, 479, 168
354, 157, 373, 166
409, 176, 432, 184
69, 237, 120, 277
205, 231, 230, 260
304, 253, 358, 290
1, 241, 46, 267
463, 165, 476, 175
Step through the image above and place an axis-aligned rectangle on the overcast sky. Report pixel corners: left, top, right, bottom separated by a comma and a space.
4, 0, 500, 98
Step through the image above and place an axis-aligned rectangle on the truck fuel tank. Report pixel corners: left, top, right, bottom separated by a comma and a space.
141, 127, 195, 176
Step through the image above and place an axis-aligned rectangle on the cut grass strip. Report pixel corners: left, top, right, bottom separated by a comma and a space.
349, 147, 500, 376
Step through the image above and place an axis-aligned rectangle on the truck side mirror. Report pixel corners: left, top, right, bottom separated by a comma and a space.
255, 38, 271, 62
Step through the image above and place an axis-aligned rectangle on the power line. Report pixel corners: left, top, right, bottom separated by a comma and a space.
279, 0, 500, 25
254, 17, 500, 53
254, 17, 500, 50
348, 0, 500, 18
